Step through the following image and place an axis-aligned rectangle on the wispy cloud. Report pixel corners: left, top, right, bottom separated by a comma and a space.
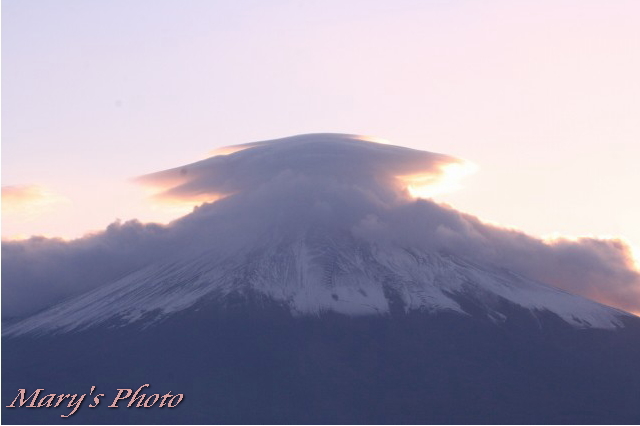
2, 185, 68, 222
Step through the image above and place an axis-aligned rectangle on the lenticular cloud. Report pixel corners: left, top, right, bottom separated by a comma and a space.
2, 134, 639, 319
135, 133, 461, 204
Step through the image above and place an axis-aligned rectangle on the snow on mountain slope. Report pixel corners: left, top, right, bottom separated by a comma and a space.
3, 227, 629, 337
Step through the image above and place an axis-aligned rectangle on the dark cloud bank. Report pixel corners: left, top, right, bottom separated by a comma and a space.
3, 134, 639, 319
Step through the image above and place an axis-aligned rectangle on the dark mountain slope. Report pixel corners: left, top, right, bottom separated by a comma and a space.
4, 302, 640, 424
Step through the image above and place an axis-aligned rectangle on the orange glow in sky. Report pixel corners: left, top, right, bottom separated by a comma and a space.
405, 162, 479, 200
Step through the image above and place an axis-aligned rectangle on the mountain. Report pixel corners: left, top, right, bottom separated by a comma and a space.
2, 228, 631, 336
3, 134, 640, 424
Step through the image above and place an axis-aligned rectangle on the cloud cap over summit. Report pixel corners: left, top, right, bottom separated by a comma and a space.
3, 134, 639, 319
135, 133, 463, 204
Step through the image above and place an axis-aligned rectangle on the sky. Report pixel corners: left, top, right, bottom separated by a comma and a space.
2, 0, 640, 264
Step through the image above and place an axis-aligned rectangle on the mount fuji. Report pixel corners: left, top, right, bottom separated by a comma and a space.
3, 134, 640, 424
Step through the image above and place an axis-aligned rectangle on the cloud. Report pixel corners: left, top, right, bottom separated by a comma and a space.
2, 220, 172, 318
3, 134, 639, 319
353, 200, 640, 314
135, 133, 462, 204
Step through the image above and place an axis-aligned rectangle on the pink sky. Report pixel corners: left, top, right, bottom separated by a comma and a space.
3, 0, 639, 264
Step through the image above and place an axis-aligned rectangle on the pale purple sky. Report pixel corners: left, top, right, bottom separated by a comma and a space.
2, 0, 639, 262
